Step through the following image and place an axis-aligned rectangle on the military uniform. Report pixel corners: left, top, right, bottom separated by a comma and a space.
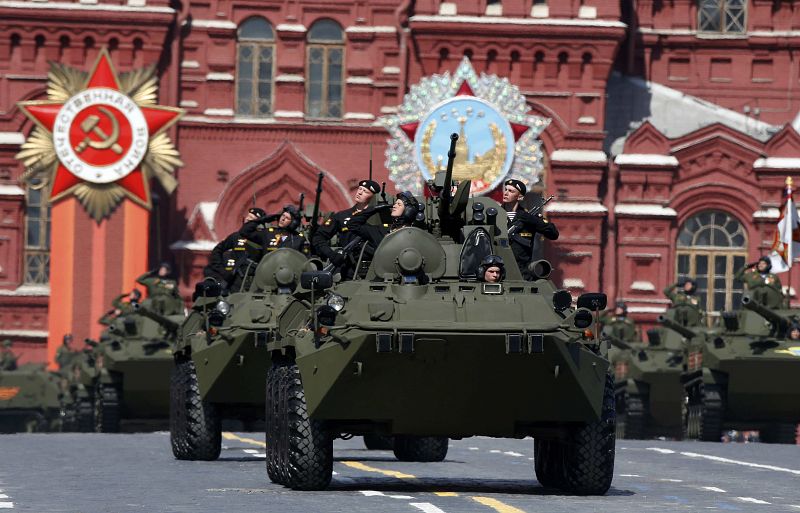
1, 341, 18, 371
136, 272, 179, 299
734, 265, 782, 294
506, 207, 559, 274
600, 314, 638, 343
663, 282, 701, 307
204, 227, 264, 291
243, 225, 310, 256
55, 345, 76, 370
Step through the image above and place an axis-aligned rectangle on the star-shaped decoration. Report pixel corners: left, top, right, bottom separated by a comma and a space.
16, 49, 183, 220
379, 57, 550, 196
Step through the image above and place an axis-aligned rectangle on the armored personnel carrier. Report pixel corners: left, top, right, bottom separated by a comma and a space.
249, 134, 615, 494
88, 300, 182, 432
170, 248, 320, 460
0, 363, 65, 432
612, 305, 692, 440
678, 285, 800, 443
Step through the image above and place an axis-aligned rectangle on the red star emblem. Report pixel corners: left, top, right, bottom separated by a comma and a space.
18, 49, 182, 208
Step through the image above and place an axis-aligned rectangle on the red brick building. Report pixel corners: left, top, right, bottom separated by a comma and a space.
3, 0, 800, 362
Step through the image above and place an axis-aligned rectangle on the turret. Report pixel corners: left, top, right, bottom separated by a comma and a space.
658, 315, 698, 340
741, 294, 789, 333
133, 303, 179, 333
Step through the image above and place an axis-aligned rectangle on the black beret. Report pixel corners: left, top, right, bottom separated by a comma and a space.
248, 207, 267, 218
358, 180, 381, 194
504, 179, 526, 196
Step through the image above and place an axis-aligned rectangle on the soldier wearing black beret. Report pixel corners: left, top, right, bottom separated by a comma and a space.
311, 179, 382, 278
502, 178, 558, 277
203, 206, 270, 292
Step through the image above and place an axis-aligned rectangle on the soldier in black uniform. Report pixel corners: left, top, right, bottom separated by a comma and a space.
502, 179, 559, 277
203, 207, 267, 292
353, 191, 420, 248
311, 179, 381, 274
242, 205, 310, 255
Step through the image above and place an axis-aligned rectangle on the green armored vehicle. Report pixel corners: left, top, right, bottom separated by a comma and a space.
89, 300, 182, 432
0, 363, 65, 432
612, 305, 692, 440
679, 285, 800, 443
248, 134, 616, 494
170, 249, 319, 460
60, 345, 99, 432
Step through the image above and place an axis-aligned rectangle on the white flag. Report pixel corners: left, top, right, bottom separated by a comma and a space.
769, 186, 800, 273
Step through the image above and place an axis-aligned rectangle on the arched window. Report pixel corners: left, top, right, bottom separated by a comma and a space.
676, 210, 747, 313
236, 17, 275, 116
698, 0, 746, 34
306, 19, 344, 118
24, 187, 51, 284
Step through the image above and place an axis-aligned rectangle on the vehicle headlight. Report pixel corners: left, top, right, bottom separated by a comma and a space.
326, 294, 345, 312
216, 300, 231, 316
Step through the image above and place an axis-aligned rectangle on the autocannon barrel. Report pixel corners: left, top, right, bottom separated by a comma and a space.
133, 303, 179, 333
657, 315, 697, 339
741, 294, 789, 329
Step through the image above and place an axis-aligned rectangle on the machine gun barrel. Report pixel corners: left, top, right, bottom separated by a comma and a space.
133, 303, 179, 333
439, 133, 459, 222
310, 172, 324, 232
657, 315, 698, 339
741, 294, 789, 329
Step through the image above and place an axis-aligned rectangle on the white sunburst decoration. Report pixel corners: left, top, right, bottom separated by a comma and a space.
380, 57, 550, 196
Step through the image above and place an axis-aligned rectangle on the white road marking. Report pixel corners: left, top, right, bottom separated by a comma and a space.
389, 495, 414, 500
253, 453, 266, 458
737, 497, 771, 505
243, 449, 260, 454
701, 486, 726, 493
0, 495, 7, 499
468, 447, 479, 451
332, 471, 338, 475
680, 451, 800, 476
619, 474, 641, 477
646, 447, 675, 454
0, 502, 12, 509
360, 490, 386, 497
411, 503, 448, 513
789, 505, 800, 509
503, 451, 524, 457
659, 479, 683, 483
527, 457, 534, 461
489, 450, 501, 454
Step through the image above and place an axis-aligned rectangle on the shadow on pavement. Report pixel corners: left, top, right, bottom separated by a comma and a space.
328, 476, 634, 497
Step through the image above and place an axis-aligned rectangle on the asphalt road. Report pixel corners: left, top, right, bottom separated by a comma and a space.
1, 434, 799, 513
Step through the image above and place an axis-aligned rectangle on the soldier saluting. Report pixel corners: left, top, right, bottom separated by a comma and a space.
502, 179, 559, 275
735, 256, 782, 295
312, 179, 381, 274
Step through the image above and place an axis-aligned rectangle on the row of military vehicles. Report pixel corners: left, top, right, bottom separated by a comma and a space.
608, 282, 800, 444
3, 133, 798, 497
0, 271, 184, 434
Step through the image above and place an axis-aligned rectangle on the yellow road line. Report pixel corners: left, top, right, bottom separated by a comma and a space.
434, 492, 459, 497
222, 431, 266, 448
340, 461, 416, 479
471, 496, 526, 513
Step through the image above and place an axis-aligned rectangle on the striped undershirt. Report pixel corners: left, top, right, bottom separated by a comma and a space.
506, 211, 517, 222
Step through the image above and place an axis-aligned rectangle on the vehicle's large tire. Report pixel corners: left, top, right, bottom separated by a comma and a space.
279, 364, 333, 490
697, 382, 724, 442
561, 373, 616, 495
761, 423, 798, 444
534, 437, 565, 488
94, 383, 121, 433
393, 436, 449, 462
265, 363, 284, 485
170, 359, 221, 461
363, 434, 394, 450
615, 388, 647, 440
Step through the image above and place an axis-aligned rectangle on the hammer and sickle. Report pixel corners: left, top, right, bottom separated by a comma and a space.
74, 106, 123, 155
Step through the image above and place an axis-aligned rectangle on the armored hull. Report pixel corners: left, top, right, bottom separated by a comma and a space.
0, 364, 64, 432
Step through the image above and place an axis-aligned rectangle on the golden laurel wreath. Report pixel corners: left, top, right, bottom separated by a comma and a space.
16, 55, 183, 221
